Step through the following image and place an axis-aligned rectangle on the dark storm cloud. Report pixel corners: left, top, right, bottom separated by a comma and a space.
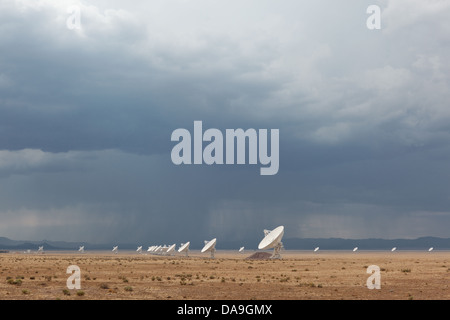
0, 0, 449, 243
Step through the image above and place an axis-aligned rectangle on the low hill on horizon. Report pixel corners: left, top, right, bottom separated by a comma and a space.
0, 236, 449, 251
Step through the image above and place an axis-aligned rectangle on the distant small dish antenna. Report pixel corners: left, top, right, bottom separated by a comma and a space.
112, 246, 118, 254
352, 247, 358, 252
258, 226, 284, 259
314, 247, 319, 252
178, 242, 190, 257
160, 245, 169, 255
201, 238, 217, 259
166, 244, 176, 255
391, 247, 397, 252
78, 246, 85, 253
428, 247, 434, 252
37, 246, 44, 254
137, 246, 143, 254
239, 246, 245, 253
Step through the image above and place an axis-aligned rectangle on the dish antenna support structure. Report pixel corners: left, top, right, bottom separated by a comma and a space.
258, 226, 284, 259
201, 238, 217, 259
78, 246, 85, 253
112, 246, 118, 254
178, 242, 190, 257
165, 244, 176, 256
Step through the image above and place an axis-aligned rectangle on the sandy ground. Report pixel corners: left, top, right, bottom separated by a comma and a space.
0, 250, 448, 300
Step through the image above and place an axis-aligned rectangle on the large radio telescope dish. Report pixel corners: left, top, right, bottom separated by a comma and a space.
201, 238, 217, 259
239, 246, 245, 253
178, 242, 190, 257
112, 246, 118, 254
258, 226, 284, 259
136, 246, 143, 254
78, 246, 85, 253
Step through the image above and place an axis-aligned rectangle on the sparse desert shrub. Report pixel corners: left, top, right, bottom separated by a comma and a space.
77, 291, 85, 296
7, 278, 22, 285
99, 283, 109, 289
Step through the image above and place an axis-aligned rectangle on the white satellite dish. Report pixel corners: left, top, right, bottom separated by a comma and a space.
258, 226, 284, 259
239, 246, 245, 253
178, 242, 190, 257
201, 238, 217, 259
161, 245, 169, 254
78, 246, 85, 253
352, 247, 358, 252
314, 247, 319, 252
37, 246, 44, 254
166, 244, 176, 255
428, 247, 434, 252
391, 247, 397, 252
112, 246, 118, 254
137, 246, 143, 254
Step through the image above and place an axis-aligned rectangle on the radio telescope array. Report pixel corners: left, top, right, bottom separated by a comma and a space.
258, 226, 284, 259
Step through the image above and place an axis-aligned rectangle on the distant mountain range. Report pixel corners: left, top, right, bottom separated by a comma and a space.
0, 236, 449, 251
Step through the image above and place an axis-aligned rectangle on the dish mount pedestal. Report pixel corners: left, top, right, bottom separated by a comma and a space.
271, 242, 283, 259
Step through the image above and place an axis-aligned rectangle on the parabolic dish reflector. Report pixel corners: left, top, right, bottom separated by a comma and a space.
166, 244, 176, 253
178, 242, 190, 253
258, 226, 284, 250
201, 238, 217, 253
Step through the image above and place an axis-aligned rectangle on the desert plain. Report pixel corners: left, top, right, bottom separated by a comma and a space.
0, 250, 448, 300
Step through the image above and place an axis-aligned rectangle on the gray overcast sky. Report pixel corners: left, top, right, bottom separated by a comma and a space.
0, 0, 449, 246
